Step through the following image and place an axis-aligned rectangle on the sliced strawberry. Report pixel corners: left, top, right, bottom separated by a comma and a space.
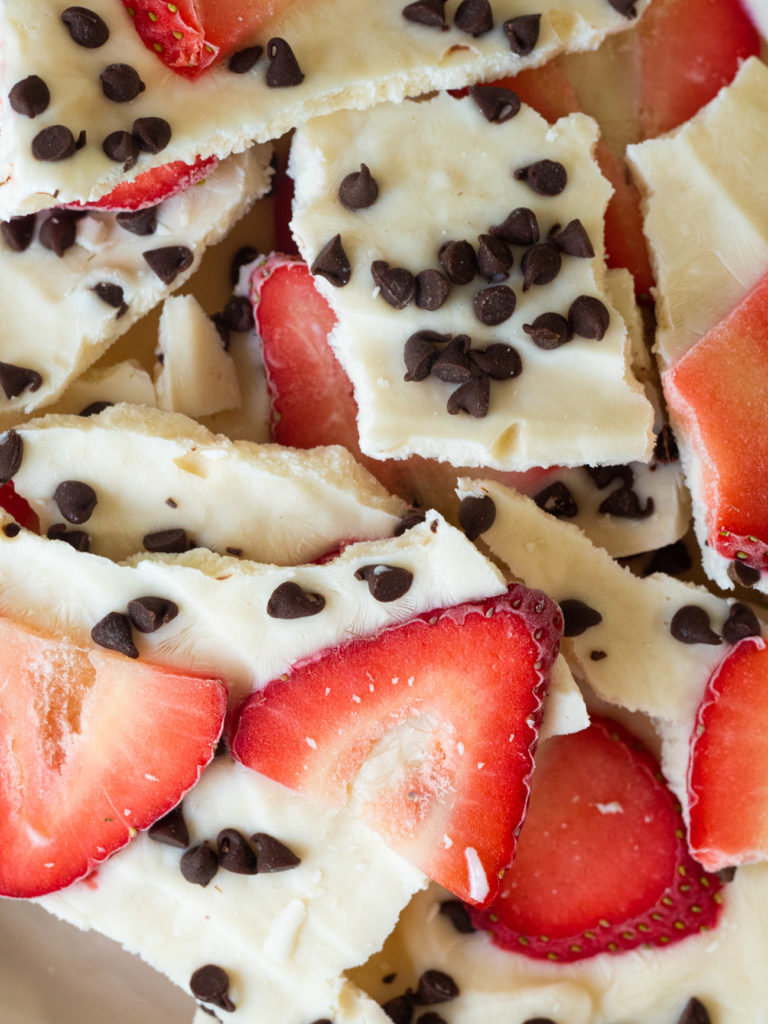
67, 155, 218, 212
470, 718, 724, 960
231, 585, 562, 906
688, 636, 768, 871
663, 270, 768, 576
0, 614, 227, 897
0, 481, 39, 533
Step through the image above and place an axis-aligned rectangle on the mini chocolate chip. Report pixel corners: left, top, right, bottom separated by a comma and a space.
534, 480, 578, 518
217, 828, 258, 874
415, 269, 450, 310
39, 211, 81, 256
339, 163, 379, 211
670, 606, 722, 646
1, 214, 37, 252
414, 970, 459, 1005
9, 75, 50, 117
490, 207, 539, 245
116, 206, 158, 236
438, 239, 477, 285
586, 464, 634, 489
372, 260, 415, 308
447, 375, 490, 418
716, 865, 737, 884
311, 235, 351, 287
190, 965, 235, 1012
476, 234, 513, 281
91, 612, 138, 658
92, 281, 127, 316
503, 13, 541, 54
0, 430, 23, 482
54, 480, 97, 524
267, 580, 326, 618
521, 242, 561, 290
394, 509, 427, 535
382, 995, 414, 1024
677, 998, 711, 1024
132, 116, 171, 154
431, 335, 473, 383
560, 598, 603, 636
128, 596, 179, 633
355, 564, 414, 602
217, 295, 254, 333
523, 312, 571, 349
103, 130, 139, 168
514, 159, 567, 196
454, 0, 493, 35
569, 295, 610, 339
653, 423, 679, 463
457, 493, 496, 541
469, 85, 521, 124
728, 560, 761, 588
75, 129, 87, 151
439, 898, 476, 933
100, 63, 145, 102
47, 524, 90, 550
549, 219, 594, 258
0, 362, 42, 399
474, 284, 516, 325
228, 45, 263, 73
266, 37, 304, 86
404, 330, 450, 381
251, 832, 301, 872
598, 486, 654, 519
32, 125, 77, 161
607, 0, 638, 17
143, 246, 193, 284
722, 602, 761, 644
402, 0, 447, 28
80, 401, 113, 417
148, 804, 189, 848
469, 343, 522, 380
590, 650, 607, 661
3, 523, 21, 538
642, 539, 693, 578
181, 841, 219, 886
230, 245, 260, 285
61, 6, 109, 47
143, 528, 189, 553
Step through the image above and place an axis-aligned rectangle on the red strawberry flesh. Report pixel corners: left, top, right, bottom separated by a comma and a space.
67, 156, 218, 212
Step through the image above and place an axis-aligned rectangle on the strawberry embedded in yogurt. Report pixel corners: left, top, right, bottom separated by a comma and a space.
65, 155, 218, 211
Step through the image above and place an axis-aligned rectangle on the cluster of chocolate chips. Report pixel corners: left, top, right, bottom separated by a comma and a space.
210, 294, 255, 350
267, 563, 414, 620
532, 460, 658, 524
228, 36, 305, 87
669, 601, 761, 647
381, 968, 460, 1024
169, 818, 301, 888
91, 595, 180, 659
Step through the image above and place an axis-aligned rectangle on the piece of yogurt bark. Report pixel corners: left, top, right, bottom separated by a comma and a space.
0, 0, 649, 215
0, 146, 271, 423
289, 91, 654, 470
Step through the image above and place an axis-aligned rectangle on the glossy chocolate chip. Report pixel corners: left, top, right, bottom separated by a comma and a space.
728, 560, 761, 588
100, 63, 145, 102
148, 804, 189, 848
39, 211, 80, 256
415, 269, 450, 310
523, 312, 571, 349
454, 0, 493, 35
355, 564, 414, 602
0, 430, 23, 482
534, 480, 578, 518
514, 159, 567, 196
228, 45, 263, 73
143, 245, 193, 284
92, 281, 127, 315
190, 964, 235, 1011
217, 828, 258, 874
339, 163, 379, 210
181, 842, 219, 886
653, 423, 679, 463
47, 524, 90, 550
311, 234, 351, 287
447, 375, 490, 418
670, 606, 722, 646
267, 580, 326, 618
116, 206, 158, 236
0, 362, 42, 399
607, 0, 638, 16
722, 602, 761, 644
474, 284, 516, 325
560, 598, 603, 637
9, 75, 50, 117
642, 540, 692, 578
31, 125, 77, 161
457, 493, 496, 541
143, 528, 189, 553
381, 994, 414, 1024
251, 832, 301, 872
469, 343, 522, 380
102, 130, 139, 167
394, 509, 427, 535
438, 898, 476, 933
372, 260, 415, 308
438, 239, 477, 285
91, 612, 138, 658
598, 486, 654, 519
54, 480, 97, 524
503, 13, 541, 54
128, 596, 179, 633
217, 295, 254, 333
404, 330, 449, 381
402, 0, 447, 28
549, 218, 594, 258
266, 37, 304, 86
61, 6, 109, 47
132, 116, 171, 154
1, 214, 37, 252
490, 206, 539, 246
476, 234, 513, 281
521, 242, 561, 290
79, 401, 113, 417
414, 970, 459, 1005
431, 335, 473, 383
569, 295, 610, 339
676, 998, 711, 1024
469, 85, 521, 124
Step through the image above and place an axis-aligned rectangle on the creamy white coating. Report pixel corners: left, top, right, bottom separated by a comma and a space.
49, 361, 157, 417
290, 94, 653, 470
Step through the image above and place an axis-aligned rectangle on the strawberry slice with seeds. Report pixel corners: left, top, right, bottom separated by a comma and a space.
67, 155, 218, 212
231, 585, 562, 906
0, 614, 227, 897
470, 717, 724, 959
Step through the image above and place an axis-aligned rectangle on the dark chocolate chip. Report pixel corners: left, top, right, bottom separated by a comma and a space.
642, 539, 692, 578
454, 0, 493, 35
607, 0, 638, 17
190, 965, 235, 1012
39, 211, 81, 256
476, 234, 513, 281
91, 611, 138, 658
415, 269, 450, 310
469, 85, 521, 124
148, 804, 189, 848
523, 312, 571, 349
670, 606, 722, 646
549, 219, 594, 258
431, 335, 473, 383
267, 580, 326, 618
0, 430, 23, 482
372, 260, 415, 308
79, 400, 113, 417
143, 528, 189, 553
100, 63, 145, 102
92, 281, 127, 315
473, 284, 516, 325
728, 560, 761, 588
457, 493, 496, 541
394, 509, 427, 535
61, 6, 110, 47
230, 245, 260, 286
217, 828, 258, 874
31, 125, 77, 161
54, 480, 97, 524
402, 0, 447, 28
722, 602, 761, 645
590, 650, 607, 661
116, 205, 158, 236
447, 375, 490, 418
128, 596, 179, 633
143, 245, 193, 284
47, 524, 90, 551
311, 235, 352, 287
438, 898, 476, 933
251, 832, 301, 872
355, 564, 414, 602
438, 239, 477, 285
534, 480, 578, 518
132, 116, 172, 154
1, 214, 37, 252
598, 486, 654, 519
653, 423, 679, 464
521, 242, 561, 290
0, 362, 42, 399
181, 842, 219, 887
9, 75, 50, 118
217, 295, 254, 333
75, 129, 87, 151
586, 464, 633, 489
569, 295, 610, 339
266, 37, 304, 87
503, 13, 541, 55
3, 523, 21, 538
560, 598, 603, 637
414, 970, 459, 1005
404, 330, 450, 381
339, 163, 379, 211
514, 159, 567, 196
490, 207, 539, 245
382, 995, 414, 1024
469, 343, 522, 380
716, 865, 737, 884
676, 998, 711, 1024
228, 45, 264, 73
102, 130, 139, 168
